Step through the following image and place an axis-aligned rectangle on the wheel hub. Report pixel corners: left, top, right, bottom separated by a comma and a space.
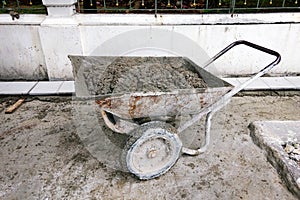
124, 122, 182, 180
147, 148, 157, 159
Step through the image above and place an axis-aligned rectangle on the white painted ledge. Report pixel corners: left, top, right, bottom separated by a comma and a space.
42, 0, 77, 6
1, 12, 299, 26
75, 13, 300, 26
0, 14, 46, 25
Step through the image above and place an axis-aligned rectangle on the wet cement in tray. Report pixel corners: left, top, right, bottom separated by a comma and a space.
79, 57, 208, 95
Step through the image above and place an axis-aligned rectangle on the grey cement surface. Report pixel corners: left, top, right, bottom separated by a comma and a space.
249, 121, 300, 198
0, 95, 300, 199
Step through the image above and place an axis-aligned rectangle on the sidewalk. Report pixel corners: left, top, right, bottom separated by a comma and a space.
0, 77, 300, 95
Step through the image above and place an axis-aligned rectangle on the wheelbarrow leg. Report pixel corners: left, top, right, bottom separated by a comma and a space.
182, 111, 214, 156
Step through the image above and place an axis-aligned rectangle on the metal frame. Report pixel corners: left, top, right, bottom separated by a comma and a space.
76, 0, 299, 14
180, 40, 281, 155
1, 0, 298, 14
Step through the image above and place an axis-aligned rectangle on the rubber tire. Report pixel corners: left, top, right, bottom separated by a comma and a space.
121, 121, 182, 180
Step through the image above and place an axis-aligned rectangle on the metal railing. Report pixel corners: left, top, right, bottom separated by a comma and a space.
0, 0, 46, 14
0, 0, 299, 15
76, 0, 299, 14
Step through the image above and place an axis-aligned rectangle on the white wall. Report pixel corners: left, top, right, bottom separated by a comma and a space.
0, 12, 300, 80
0, 15, 47, 80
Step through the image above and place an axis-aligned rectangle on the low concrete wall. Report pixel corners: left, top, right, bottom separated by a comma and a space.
0, 15, 48, 80
0, 11, 300, 80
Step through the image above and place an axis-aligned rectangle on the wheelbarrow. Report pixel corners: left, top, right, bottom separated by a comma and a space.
70, 40, 281, 180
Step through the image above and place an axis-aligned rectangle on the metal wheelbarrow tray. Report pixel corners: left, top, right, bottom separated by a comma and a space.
70, 40, 281, 180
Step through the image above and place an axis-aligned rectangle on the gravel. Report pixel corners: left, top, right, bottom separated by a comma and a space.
283, 142, 300, 164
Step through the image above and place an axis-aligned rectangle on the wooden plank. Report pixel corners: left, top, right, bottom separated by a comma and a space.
5, 98, 25, 114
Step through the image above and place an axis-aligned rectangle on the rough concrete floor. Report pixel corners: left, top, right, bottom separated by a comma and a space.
0, 95, 300, 199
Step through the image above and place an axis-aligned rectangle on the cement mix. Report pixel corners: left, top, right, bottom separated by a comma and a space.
70, 56, 209, 96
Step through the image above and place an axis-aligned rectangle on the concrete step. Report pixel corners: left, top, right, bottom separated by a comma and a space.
249, 121, 300, 198
0, 81, 75, 95
223, 76, 300, 90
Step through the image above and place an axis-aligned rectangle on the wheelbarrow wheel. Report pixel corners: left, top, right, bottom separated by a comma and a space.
121, 121, 182, 180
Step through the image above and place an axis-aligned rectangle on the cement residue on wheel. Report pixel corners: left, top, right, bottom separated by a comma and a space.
122, 121, 182, 180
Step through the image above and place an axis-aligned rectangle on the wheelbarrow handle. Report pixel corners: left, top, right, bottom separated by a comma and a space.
203, 40, 281, 70
203, 40, 281, 98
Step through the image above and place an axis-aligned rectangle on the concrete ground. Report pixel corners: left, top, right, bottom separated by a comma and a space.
0, 94, 300, 199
